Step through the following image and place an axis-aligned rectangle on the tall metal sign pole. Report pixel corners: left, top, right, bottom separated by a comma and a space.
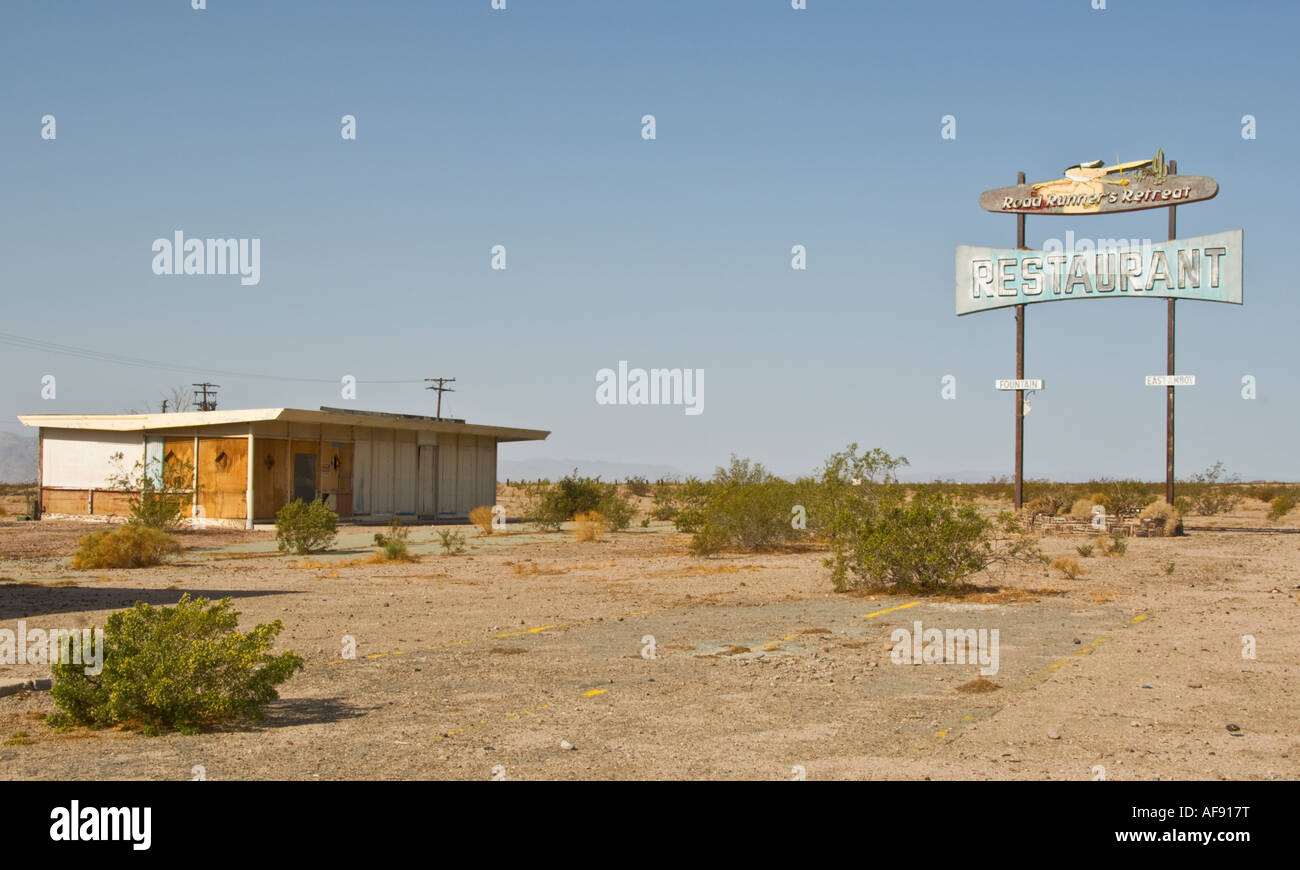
1166, 159, 1177, 506
1014, 171, 1026, 510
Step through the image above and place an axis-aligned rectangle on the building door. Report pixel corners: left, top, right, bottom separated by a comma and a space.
293, 452, 317, 503
418, 445, 438, 519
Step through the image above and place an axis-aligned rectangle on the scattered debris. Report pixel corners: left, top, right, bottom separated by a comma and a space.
955, 677, 1000, 694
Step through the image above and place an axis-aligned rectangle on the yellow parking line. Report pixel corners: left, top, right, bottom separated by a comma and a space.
861, 601, 920, 619
494, 624, 557, 638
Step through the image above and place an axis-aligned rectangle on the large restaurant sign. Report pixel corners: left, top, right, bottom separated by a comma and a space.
955, 229, 1243, 315
955, 148, 1241, 512
978, 150, 1218, 216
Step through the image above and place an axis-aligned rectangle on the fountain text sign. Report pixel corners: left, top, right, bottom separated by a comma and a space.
955, 230, 1242, 316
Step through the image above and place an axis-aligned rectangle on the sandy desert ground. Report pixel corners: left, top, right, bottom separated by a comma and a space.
0, 492, 1296, 781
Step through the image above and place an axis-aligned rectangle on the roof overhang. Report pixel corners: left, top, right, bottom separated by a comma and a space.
17, 407, 549, 443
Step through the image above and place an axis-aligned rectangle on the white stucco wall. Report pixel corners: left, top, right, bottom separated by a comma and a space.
42, 429, 144, 488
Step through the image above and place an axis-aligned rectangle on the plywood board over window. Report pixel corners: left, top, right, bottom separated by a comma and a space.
163, 437, 196, 517
252, 438, 288, 520
197, 437, 248, 520
320, 442, 354, 516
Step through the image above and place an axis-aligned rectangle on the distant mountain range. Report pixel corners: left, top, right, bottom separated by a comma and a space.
499, 457, 690, 483
0, 431, 37, 483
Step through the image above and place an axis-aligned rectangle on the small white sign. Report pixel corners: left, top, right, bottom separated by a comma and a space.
995, 379, 1043, 391
1145, 375, 1195, 387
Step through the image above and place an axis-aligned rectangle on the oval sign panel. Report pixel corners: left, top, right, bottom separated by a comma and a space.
979, 151, 1218, 216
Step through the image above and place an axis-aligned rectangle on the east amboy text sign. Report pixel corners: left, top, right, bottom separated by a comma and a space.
955, 229, 1242, 316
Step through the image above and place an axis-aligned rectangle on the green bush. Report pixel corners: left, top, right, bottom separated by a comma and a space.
828, 489, 1044, 593
106, 451, 198, 530
1268, 492, 1298, 522
689, 478, 803, 556
803, 444, 909, 572
275, 499, 338, 554
49, 595, 303, 735
1022, 486, 1073, 518
436, 528, 466, 554
1095, 478, 1158, 517
373, 516, 411, 560
1185, 462, 1241, 516
553, 472, 604, 516
668, 477, 713, 532
72, 525, 181, 569
649, 480, 680, 521
1245, 484, 1288, 504
519, 480, 562, 531
596, 487, 636, 532
522, 472, 636, 533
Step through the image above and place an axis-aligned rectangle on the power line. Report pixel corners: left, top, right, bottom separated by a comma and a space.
0, 330, 425, 384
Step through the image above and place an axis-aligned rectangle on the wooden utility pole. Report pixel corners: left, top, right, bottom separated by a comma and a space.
192, 383, 219, 411
424, 377, 456, 418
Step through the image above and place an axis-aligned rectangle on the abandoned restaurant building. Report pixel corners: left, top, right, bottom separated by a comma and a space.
17, 407, 550, 528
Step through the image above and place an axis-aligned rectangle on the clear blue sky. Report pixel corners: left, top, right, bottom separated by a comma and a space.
2, 0, 1295, 481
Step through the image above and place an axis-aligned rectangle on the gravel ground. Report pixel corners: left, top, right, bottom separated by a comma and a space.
0, 504, 1296, 780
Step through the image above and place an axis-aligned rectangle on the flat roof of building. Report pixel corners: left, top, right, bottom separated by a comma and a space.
17, 407, 549, 443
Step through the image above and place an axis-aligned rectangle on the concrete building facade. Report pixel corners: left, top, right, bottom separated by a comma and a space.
17, 407, 549, 528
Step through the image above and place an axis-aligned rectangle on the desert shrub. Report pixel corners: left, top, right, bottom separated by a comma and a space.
1105, 533, 1128, 556
1096, 478, 1157, 517
1068, 497, 1097, 519
1076, 543, 1094, 558
596, 488, 636, 532
1023, 487, 1072, 517
624, 476, 651, 498
49, 595, 303, 735
469, 505, 496, 535
1139, 500, 1183, 536
1186, 461, 1241, 516
804, 444, 909, 570
649, 481, 680, 521
688, 478, 803, 556
522, 472, 610, 531
519, 480, 561, 531
828, 488, 1044, 593
1268, 492, 1298, 522
372, 516, 411, 560
1245, 484, 1287, 504
72, 525, 180, 569
553, 472, 604, 516
436, 528, 466, 554
669, 477, 713, 532
275, 499, 338, 554
572, 511, 606, 542
106, 451, 198, 530
1051, 557, 1084, 580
